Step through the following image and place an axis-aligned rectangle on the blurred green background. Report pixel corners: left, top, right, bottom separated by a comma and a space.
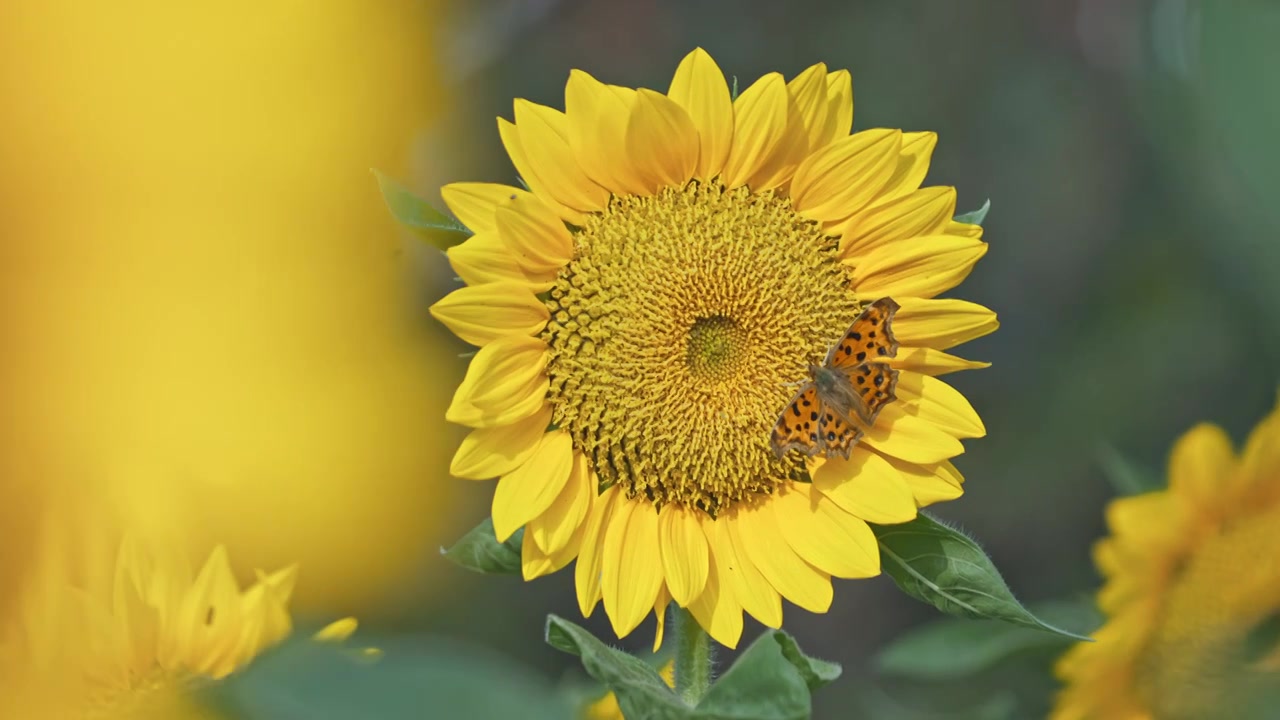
402, 0, 1279, 717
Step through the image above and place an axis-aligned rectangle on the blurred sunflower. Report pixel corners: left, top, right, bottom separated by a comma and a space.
435, 48, 994, 648
1053, 398, 1280, 720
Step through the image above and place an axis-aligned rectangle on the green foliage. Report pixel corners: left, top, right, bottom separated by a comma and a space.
441, 517, 523, 574
372, 170, 472, 250
877, 598, 1103, 680
1096, 445, 1164, 496
206, 632, 570, 720
872, 514, 1092, 641
953, 200, 990, 227
547, 615, 841, 720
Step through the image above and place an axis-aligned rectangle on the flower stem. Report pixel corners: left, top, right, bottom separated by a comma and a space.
673, 606, 713, 705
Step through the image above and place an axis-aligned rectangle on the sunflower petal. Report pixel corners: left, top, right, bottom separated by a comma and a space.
721, 518, 783, 628
497, 117, 585, 225
812, 447, 919, 524
860, 402, 965, 464
721, 73, 805, 191
688, 521, 745, 649
850, 235, 987, 300
889, 346, 991, 376
667, 47, 733, 179
512, 100, 610, 214
1169, 423, 1237, 505
530, 451, 593, 555
602, 498, 664, 638
894, 372, 986, 439
494, 193, 575, 275
658, 504, 709, 606
736, 503, 833, 613
885, 455, 965, 507
775, 483, 880, 578
440, 183, 529, 235
491, 431, 574, 541
447, 231, 555, 287
430, 281, 549, 347
787, 63, 834, 153
451, 406, 553, 479
825, 70, 853, 142
446, 335, 548, 428
521, 510, 585, 581
575, 485, 619, 617
838, 186, 956, 257
791, 129, 902, 223
627, 89, 699, 192
892, 297, 999, 350
565, 70, 647, 196
652, 584, 671, 653
880, 131, 937, 198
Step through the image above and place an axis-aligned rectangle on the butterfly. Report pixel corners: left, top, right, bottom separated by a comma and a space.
770, 297, 902, 460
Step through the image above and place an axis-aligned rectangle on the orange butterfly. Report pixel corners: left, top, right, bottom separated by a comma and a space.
770, 297, 901, 460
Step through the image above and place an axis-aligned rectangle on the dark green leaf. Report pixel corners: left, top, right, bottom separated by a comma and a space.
877, 598, 1103, 680
546, 615, 692, 720
855, 683, 1017, 720
372, 170, 471, 250
953, 200, 990, 227
1096, 444, 1163, 496
730, 75, 739, 101
695, 630, 839, 720
873, 514, 1093, 641
441, 517, 522, 575
207, 632, 570, 720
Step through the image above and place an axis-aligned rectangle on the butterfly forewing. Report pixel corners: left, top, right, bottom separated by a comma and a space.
770, 384, 824, 458
825, 297, 901, 370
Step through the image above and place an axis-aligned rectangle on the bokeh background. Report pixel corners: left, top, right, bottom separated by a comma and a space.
2, 0, 1277, 717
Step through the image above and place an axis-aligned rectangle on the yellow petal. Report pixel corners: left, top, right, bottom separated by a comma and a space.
494, 192, 575, 274
888, 346, 991, 376
687, 521, 745, 649
775, 483, 880, 578
1239, 401, 1280, 502
498, 117, 586, 225
521, 507, 586, 581
447, 231, 556, 287
791, 129, 902, 223
430, 281, 549, 347
838, 186, 956, 256
892, 297, 999, 350
565, 72, 647, 197
440, 182, 529, 235
812, 447, 919, 524
1168, 423, 1236, 505
860, 402, 965, 464
667, 48, 733, 179
627, 89, 699, 192
446, 335, 548, 428
451, 406, 552, 480
658, 504, 709, 606
512, 100, 610, 213
825, 70, 853, 142
652, 583, 671, 653
313, 617, 358, 643
886, 456, 965, 507
894, 372, 986, 439
602, 498, 664, 638
850, 235, 987, 300
491, 431, 574, 541
721, 517, 783, 628
880, 131, 937, 198
1106, 491, 1187, 552
735, 503, 833, 613
575, 485, 620, 616
948, 218, 984, 239
530, 451, 593, 554
787, 63, 833, 153
721, 73, 806, 191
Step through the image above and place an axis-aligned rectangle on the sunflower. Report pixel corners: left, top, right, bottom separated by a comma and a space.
0, 532, 356, 718
435, 48, 994, 648
1053, 398, 1280, 720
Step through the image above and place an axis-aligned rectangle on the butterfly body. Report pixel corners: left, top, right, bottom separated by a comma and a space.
770, 298, 902, 460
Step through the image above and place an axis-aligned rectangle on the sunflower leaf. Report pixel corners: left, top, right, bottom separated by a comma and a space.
441, 518, 522, 575
694, 630, 840, 720
876, 597, 1103, 680
545, 615, 692, 720
373, 169, 472, 250
872, 513, 1093, 642
953, 199, 990, 227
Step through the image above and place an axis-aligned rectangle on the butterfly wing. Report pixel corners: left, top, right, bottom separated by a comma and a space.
771, 383, 824, 459
844, 362, 900, 426
817, 407, 863, 459
825, 297, 901, 369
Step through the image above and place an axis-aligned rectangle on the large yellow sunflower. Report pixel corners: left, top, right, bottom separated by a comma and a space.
1053, 398, 1280, 719
435, 48, 995, 648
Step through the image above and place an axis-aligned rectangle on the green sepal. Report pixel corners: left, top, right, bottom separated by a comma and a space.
373, 170, 472, 250
873, 513, 1093, 642
876, 598, 1103, 680
953, 199, 990, 227
441, 517, 522, 575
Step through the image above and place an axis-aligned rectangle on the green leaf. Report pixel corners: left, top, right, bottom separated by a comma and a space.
730, 75, 739, 101
695, 630, 840, 720
1096, 444, 1163, 496
207, 632, 570, 720
441, 517, 522, 575
372, 170, 471, 250
953, 200, 990, 227
873, 513, 1092, 642
877, 598, 1103, 680
855, 683, 1017, 720
546, 615, 692, 720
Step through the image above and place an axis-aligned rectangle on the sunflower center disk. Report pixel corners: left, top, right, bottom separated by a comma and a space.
542, 181, 862, 516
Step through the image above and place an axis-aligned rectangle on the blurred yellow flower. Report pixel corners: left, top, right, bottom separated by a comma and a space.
583, 660, 675, 720
0, 0, 460, 615
1053, 397, 1280, 719
433, 48, 992, 648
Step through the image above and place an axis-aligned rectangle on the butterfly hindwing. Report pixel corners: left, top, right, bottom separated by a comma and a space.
846, 362, 900, 425
770, 384, 824, 459
817, 406, 862, 459
826, 297, 901, 370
